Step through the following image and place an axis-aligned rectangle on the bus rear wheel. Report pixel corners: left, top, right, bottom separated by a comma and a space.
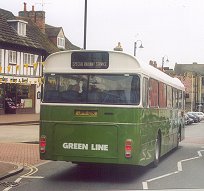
151, 134, 161, 168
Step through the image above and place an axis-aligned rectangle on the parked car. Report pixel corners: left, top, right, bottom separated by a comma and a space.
184, 114, 193, 125
187, 113, 200, 123
188, 112, 204, 121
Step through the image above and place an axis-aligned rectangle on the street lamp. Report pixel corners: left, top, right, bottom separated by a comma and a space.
83, 0, 87, 49
161, 55, 169, 71
134, 40, 144, 57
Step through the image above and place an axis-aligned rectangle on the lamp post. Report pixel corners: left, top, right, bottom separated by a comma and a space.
161, 55, 169, 71
83, 0, 87, 49
134, 40, 144, 57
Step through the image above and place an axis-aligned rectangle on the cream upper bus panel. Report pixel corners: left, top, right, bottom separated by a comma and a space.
140, 63, 185, 91
44, 51, 72, 73
44, 50, 184, 91
44, 50, 142, 74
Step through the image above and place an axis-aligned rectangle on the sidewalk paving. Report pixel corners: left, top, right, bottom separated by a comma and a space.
0, 113, 41, 180
0, 113, 40, 125
0, 161, 23, 181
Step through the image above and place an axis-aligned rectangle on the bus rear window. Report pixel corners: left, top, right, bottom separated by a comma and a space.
43, 74, 140, 105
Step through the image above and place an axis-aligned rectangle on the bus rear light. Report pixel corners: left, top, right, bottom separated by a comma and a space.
125, 139, 132, 158
40, 136, 46, 153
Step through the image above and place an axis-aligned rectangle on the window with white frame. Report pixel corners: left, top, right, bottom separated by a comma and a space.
18, 21, 26, 36
9, 50, 17, 64
57, 37, 65, 49
24, 53, 35, 65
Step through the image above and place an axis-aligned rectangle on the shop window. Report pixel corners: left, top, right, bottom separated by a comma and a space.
0, 85, 4, 109
5, 84, 16, 114
16, 85, 34, 108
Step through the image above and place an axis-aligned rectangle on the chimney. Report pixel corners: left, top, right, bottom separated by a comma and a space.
24, 2, 27, 12
28, 5, 36, 25
35, 11, 45, 33
19, 2, 28, 17
19, 3, 46, 33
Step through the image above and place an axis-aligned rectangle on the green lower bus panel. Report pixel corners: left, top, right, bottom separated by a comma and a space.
53, 123, 118, 159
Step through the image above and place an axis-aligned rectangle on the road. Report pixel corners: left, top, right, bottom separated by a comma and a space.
2, 122, 204, 191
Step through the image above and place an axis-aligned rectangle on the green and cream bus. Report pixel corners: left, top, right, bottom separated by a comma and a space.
40, 50, 185, 167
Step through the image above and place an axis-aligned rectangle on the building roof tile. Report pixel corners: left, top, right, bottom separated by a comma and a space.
0, 8, 80, 55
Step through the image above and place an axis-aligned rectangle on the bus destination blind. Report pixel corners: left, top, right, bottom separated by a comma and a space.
71, 52, 109, 69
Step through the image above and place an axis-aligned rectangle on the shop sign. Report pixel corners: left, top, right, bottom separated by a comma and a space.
10, 78, 17, 83
0, 78, 8, 82
22, 78, 28, 83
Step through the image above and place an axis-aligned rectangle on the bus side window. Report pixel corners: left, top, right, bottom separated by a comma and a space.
173, 88, 178, 109
142, 77, 148, 107
130, 76, 140, 104
167, 85, 173, 108
149, 78, 158, 107
159, 82, 167, 108
178, 90, 183, 109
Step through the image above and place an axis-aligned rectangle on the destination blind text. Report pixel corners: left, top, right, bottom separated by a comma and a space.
71, 61, 108, 69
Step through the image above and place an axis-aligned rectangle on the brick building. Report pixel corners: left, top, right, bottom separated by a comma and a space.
174, 63, 204, 112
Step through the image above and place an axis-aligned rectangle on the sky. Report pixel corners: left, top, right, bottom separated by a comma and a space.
1, 0, 204, 68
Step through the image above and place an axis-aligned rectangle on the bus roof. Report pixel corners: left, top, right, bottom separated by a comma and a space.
44, 50, 185, 91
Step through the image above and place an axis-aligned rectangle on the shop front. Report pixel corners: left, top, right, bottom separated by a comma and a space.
0, 77, 41, 115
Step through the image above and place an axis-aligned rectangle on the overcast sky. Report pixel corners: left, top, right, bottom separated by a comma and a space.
1, 0, 204, 68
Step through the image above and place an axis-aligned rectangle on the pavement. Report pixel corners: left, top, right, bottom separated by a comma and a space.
0, 113, 40, 181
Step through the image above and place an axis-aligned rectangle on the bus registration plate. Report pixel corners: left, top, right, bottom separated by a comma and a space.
74, 110, 98, 117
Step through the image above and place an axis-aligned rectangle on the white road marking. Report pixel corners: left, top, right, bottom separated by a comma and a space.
3, 164, 44, 191
15, 178, 22, 183
142, 148, 204, 190
20, 164, 44, 178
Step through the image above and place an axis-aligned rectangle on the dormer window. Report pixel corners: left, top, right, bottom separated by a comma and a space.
18, 21, 27, 36
57, 37, 65, 49
7, 20, 27, 37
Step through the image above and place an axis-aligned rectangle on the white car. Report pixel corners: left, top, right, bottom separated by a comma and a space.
188, 112, 204, 121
